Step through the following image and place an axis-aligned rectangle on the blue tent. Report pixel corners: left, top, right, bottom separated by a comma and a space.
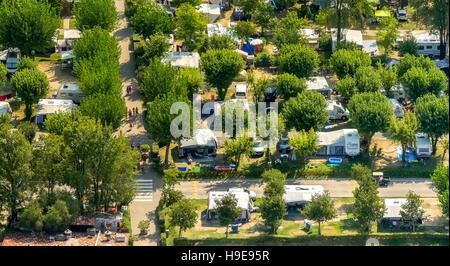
242, 41, 254, 55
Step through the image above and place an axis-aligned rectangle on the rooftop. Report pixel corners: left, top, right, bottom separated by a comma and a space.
36, 99, 77, 116
162, 52, 200, 68
384, 198, 408, 219
306, 76, 330, 91
208, 190, 251, 210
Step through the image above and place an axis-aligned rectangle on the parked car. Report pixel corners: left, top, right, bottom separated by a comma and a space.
231, 6, 246, 21
252, 138, 265, 157
396, 9, 408, 22
279, 137, 291, 154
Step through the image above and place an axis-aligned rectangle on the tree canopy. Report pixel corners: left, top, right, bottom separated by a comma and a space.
275, 73, 306, 101
330, 48, 372, 79
302, 191, 337, 235
130, 1, 174, 38
73, 0, 118, 31
278, 44, 319, 79
214, 194, 241, 238
175, 3, 208, 51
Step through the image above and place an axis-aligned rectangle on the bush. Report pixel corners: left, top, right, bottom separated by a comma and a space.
138, 220, 150, 235
255, 50, 273, 67
399, 38, 418, 57
42, 200, 71, 233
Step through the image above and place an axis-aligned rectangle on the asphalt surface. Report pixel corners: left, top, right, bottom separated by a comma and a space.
175, 178, 437, 199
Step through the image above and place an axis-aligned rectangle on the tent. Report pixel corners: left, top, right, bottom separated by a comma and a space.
375, 10, 391, 18
242, 41, 254, 55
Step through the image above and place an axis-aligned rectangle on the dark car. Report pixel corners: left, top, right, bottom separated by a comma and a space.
231, 6, 246, 21
264, 87, 277, 102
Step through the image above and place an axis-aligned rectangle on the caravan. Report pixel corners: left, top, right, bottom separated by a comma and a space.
414, 33, 441, 59
327, 100, 349, 120
56, 84, 84, 104
415, 133, 432, 158
388, 98, 404, 118
283, 185, 324, 207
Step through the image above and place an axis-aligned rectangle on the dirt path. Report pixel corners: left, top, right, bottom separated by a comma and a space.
113, 0, 161, 246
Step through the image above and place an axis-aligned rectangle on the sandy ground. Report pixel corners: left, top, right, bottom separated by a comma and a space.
37, 62, 78, 99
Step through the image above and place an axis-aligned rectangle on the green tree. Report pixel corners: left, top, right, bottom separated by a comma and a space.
347, 92, 392, 151
73, 0, 118, 31
201, 49, 245, 100
224, 136, 253, 168
0, 63, 6, 88
401, 67, 448, 102
377, 62, 398, 97
0, 0, 60, 55
440, 136, 449, 160
130, 2, 174, 38
234, 21, 257, 42
143, 32, 171, 62
351, 164, 385, 232
42, 200, 72, 233
398, 37, 418, 57
330, 48, 372, 79
11, 68, 50, 120
431, 164, 449, 218
0, 127, 33, 227
396, 54, 435, 77
162, 168, 181, 188
161, 187, 184, 207
175, 3, 208, 51
43, 111, 82, 135
172, 0, 201, 7
169, 199, 197, 238
335, 76, 357, 100
0, 113, 11, 129
17, 56, 37, 71
32, 134, 65, 207
278, 44, 319, 79
414, 94, 449, 155
79, 94, 127, 129
290, 129, 319, 166
400, 190, 425, 232
271, 11, 310, 48
179, 67, 204, 100
302, 191, 337, 235
19, 201, 44, 232
236, 0, 260, 19
214, 193, 242, 238
275, 73, 306, 100
409, 0, 449, 59
282, 90, 329, 132
260, 195, 287, 234
260, 169, 286, 197
252, 1, 273, 35
354, 66, 382, 93
253, 76, 271, 100
17, 121, 38, 144
201, 35, 236, 52
376, 16, 399, 58
146, 92, 190, 165
73, 27, 120, 63
139, 58, 187, 102
138, 220, 150, 235
389, 112, 418, 164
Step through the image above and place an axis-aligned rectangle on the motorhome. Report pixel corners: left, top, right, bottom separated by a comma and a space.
327, 100, 349, 120
414, 32, 441, 59
316, 129, 360, 157
283, 185, 324, 207
415, 133, 432, 158
6, 48, 20, 75
35, 99, 77, 124
331, 28, 363, 52
388, 98, 404, 118
179, 129, 218, 158
56, 84, 84, 104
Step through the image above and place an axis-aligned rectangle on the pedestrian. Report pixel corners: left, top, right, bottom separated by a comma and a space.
133, 107, 136, 116
135, 107, 139, 115
128, 109, 132, 118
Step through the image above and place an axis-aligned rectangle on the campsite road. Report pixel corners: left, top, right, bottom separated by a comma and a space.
174, 178, 437, 199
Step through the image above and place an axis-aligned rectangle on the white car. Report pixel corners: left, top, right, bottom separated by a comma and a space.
252, 138, 265, 157
396, 9, 408, 22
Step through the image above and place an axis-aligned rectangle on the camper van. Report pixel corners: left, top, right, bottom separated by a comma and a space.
283, 185, 324, 207
327, 100, 349, 120
415, 133, 432, 158
235, 84, 247, 99
207, 190, 255, 222
306, 77, 332, 99
316, 129, 360, 157
388, 98, 404, 118
56, 84, 84, 104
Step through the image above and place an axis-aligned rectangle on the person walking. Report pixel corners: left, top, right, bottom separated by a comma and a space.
135, 107, 139, 115
128, 109, 132, 119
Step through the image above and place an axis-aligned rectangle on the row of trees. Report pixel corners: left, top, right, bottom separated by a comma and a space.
0, 115, 139, 231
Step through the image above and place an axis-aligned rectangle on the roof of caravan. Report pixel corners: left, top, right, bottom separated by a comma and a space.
283, 185, 324, 203
414, 32, 440, 43
306, 77, 331, 91
197, 4, 221, 15
180, 129, 217, 149
63, 29, 82, 39
299, 29, 319, 40
207, 23, 227, 37
0, 102, 12, 114
58, 84, 81, 93
162, 52, 200, 68
317, 129, 359, 146
415, 133, 430, 146
383, 198, 408, 218
236, 84, 247, 93
208, 191, 250, 210
331, 28, 363, 46
36, 99, 77, 115
362, 40, 378, 54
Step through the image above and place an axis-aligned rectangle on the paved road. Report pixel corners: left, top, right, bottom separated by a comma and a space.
175, 178, 437, 199
113, 0, 161, 246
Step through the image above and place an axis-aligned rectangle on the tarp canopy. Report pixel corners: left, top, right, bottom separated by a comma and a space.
375, 10, 390, 17
242, 41, 254, 55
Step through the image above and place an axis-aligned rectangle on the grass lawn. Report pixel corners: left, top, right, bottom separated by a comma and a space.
69, 19, 77, 29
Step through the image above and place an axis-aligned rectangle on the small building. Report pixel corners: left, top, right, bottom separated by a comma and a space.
207, 189, 255, 222
162, 52, 200, 68
0, 102, 12, 117
179, 129, 218, 158
35, 99, 77, 124
316, 129, 360, 157
56, 84, 84, 104
197, 4, 221, 23
415, 133, 431, 158
299, 29, 319, 49
95, 212, 123, 232
306, 76, 332, 98
207, 23, 227, 38
414, 32, 441, 59
331, 28, 363, 52
283, 185, 324, 207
